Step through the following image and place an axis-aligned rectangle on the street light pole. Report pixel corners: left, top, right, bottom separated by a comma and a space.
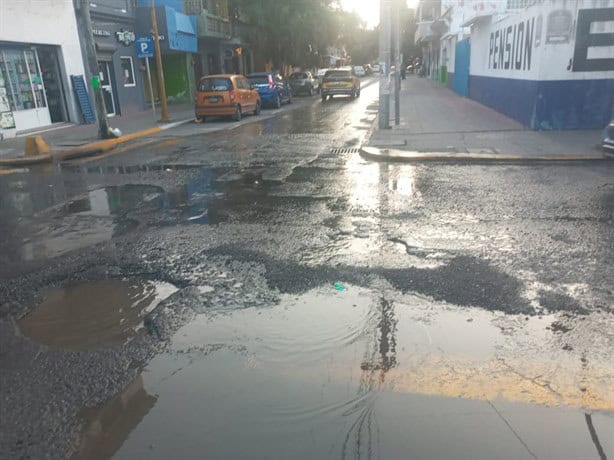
150, 0, 170, 122
393, 0, 401, 125
378, 0, 392, 129
76, 0, 110, 139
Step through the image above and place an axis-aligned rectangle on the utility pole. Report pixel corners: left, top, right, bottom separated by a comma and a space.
76, 0, 110, 139
150, 0, 170, 122
378, 0, 392, 129
393, 0, 401, 125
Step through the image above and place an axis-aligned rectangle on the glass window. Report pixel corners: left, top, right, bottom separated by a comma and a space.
0, 48, 46, 111
198, 77, 232, 91
120, 57, 135, 87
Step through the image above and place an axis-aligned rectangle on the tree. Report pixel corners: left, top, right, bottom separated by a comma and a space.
234, 0, 337, 70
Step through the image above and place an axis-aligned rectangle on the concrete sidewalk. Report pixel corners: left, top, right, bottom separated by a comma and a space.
368, 77, 604, 159
0, 103, 195, 159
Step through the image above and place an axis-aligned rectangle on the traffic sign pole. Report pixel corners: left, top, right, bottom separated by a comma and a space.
145, 57, 156, 122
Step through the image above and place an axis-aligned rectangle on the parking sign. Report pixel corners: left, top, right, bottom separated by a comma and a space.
135, 36, 154, 59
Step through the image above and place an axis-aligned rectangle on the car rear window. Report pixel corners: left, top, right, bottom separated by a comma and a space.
248, 76, 269, 85
199, 78, 232, 92
325, 70, 350, 78
290, 73, 308, 79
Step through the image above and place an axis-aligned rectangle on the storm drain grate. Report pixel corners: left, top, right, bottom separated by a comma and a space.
330, 147, 360, 154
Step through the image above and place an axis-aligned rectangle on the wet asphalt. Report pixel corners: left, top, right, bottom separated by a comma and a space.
1, 79, 613, 460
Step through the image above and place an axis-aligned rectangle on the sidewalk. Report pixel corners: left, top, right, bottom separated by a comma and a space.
367, 77, 605, 159
0, 103, 195, 159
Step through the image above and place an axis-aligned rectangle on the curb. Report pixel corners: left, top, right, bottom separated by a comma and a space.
359, 146, 609, 163
0, 153, 53, 167
0, 117, 194, 166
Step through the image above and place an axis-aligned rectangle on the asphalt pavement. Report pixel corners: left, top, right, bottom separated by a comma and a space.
1, 77, 613, 460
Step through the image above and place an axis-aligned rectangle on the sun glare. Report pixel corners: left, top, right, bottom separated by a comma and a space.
341, 0, 417, 28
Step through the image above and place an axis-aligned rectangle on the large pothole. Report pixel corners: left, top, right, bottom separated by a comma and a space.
18, 279, 177, 351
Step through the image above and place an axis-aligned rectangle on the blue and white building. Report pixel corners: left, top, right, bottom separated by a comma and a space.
416, 0, 614, 130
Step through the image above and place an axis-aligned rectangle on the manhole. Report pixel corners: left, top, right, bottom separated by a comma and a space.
330, 148, 360, 154
18, 279, 177, 350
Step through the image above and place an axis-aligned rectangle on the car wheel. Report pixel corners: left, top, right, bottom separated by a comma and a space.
321, 94, 327, 102
351, 90, 356, 99
309, 86, 314, 97
233, 106, 242, 122
287, 93, 292, 104
254, 101, 261, 116
357, 89, 361, 97
275, 94, 281, 109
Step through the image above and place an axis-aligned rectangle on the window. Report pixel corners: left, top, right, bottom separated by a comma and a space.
0, 48, 46, 111
120, 56, 135, 87
198, 77, 232, 91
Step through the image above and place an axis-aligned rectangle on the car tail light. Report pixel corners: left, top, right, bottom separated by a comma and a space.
229, 90, 236, 102
268, 75, 274, 90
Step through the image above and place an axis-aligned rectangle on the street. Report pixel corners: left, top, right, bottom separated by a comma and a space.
1, 77, 613, 460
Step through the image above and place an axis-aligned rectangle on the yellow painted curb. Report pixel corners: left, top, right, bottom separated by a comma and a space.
0, 153, 52, 166
24, 135, 51, 156
360, 146, 607, 162
55, 126, 163, 161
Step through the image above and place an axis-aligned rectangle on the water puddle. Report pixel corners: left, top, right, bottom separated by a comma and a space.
84, 286, 613, 459
18, 279, 177, 351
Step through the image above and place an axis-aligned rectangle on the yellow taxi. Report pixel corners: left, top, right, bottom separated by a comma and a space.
321, 68, 360, 101
195, 74, 261, 122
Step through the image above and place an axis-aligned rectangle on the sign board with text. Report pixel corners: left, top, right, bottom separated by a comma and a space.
135, 36, 154, 59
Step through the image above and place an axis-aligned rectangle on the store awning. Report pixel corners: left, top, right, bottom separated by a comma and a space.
461, 13, 493, 28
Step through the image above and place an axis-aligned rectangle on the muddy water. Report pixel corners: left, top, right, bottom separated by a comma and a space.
82, 286, 614, 460
18, 280, 177, 350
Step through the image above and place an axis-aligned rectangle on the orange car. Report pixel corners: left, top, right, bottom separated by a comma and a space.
195, 74, 261, 122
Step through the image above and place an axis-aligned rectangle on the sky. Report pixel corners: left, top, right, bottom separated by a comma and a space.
340, 0, 418, 29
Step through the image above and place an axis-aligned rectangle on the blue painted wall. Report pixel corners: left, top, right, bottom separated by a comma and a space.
469, 76, 613, 129
453, 39, 470, 97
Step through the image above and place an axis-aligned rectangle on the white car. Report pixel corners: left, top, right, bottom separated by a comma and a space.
372, 64, 380, 72
353, 66, 366, 77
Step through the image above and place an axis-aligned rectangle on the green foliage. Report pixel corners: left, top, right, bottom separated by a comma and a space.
232, 0, 418, 69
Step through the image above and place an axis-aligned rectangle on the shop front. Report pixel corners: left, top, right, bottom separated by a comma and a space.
0, 1, 87, 136
89, 18, 145, 117
0, 44, 71, 133
136, 2, 197, 103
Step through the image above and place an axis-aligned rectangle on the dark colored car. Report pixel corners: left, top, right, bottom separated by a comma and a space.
246, 72, 292, 108
288, 72, 319, 96
603, 121, 614, 154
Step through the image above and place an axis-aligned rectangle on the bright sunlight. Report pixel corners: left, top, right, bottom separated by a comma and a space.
341, 0, 418, 28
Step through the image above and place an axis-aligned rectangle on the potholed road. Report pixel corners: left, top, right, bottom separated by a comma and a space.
1, 79, 613, 460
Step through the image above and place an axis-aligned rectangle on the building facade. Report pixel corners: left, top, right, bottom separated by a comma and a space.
136, 0, 198, 103
0, 0, 88, 136
183, 0, 254, 80
80, 0, 146, 117
415, 0, 614, 130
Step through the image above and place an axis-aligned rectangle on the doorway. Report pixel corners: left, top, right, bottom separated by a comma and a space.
97, 60, 117, 116
37, 47, 68, 123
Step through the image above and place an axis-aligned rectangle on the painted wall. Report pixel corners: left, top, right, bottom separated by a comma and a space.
0, 0, 87, 124
469, 0, 614, 129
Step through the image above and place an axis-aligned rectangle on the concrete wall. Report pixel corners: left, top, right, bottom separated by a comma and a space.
468, 0, 614, 129
0, 0, 87, 124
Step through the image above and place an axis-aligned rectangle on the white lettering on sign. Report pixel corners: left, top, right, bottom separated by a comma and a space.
93, 29, 111, 37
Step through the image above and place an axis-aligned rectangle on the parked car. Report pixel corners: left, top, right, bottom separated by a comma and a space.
316, 68, 329, 84
195, 74, 261, 122
288, 71, 319, 96
603, 121, 614, 154
246, 72, 292, 108
353, 66, 366, 78
321, 68, 360, 101
371, 63, 380, 73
